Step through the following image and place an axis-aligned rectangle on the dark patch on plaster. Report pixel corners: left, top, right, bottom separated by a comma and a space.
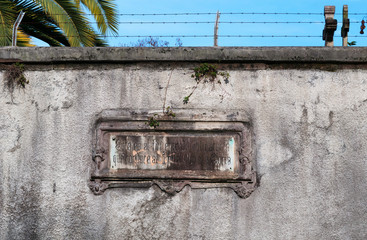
302, 107, 308, 122
315, 95, 320, 104
308, 75, 319, 87
8, 144, 21, 152
130, 187, 173, 239
8, 126, 22, 152
226, 113, 237, 119
299, 106, 310, 142
6, 182, 41, 240
61, 100, 73, 109
327, 111, 334, 130
34, 101, 40, 111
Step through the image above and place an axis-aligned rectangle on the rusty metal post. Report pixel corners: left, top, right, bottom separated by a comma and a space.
12, 11, 25, 47
341, 5, 350, 46
322, 6, 337, 47
214, 11, 220, 46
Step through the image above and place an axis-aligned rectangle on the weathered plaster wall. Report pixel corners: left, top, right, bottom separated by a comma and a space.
1, 47, 367, 239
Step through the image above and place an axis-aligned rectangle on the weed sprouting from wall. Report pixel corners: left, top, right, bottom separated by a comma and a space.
3, 63, 28, 103
146, 70, 176, 128
146, 114, 160, 128
146, 63, 230, 129
183, 63, 230, 104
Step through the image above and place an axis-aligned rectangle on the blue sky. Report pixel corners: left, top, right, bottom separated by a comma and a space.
37, 0, 367, 47
111, 0, 367, 47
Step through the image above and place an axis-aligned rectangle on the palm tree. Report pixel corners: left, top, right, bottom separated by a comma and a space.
0, 0, 118, 46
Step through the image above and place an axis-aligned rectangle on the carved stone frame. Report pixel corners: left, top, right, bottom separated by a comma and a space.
89, 109, 257, 198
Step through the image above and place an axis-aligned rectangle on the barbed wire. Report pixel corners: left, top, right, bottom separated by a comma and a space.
2, 11, 366, 42
2, 35, 362, 38
117, 12, 326, 16
103, 35, 367, 38
9, 12, 367, 16
342, 35, 367, 37
0, 21, 363, 24
0, 21, 325, 24
108, 35, 324, 38
8, 12, 323, 16
116, 21, 362, 24
3, 35, 366, 38
1, 34, 365, 39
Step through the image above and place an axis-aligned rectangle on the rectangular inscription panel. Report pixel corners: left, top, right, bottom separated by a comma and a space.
90, 111, 256, 198
109, 133, 237, 172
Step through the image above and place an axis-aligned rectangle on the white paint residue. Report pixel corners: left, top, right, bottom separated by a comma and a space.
110, 136, 117, 169
228, 137, 235, 171
218, 137, 235, 171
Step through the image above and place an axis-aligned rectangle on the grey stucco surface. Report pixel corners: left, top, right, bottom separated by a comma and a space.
1, 47, 367, 239
3, 46, 367, 63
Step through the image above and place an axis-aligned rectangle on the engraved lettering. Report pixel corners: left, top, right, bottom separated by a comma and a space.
111, 134, 236, 171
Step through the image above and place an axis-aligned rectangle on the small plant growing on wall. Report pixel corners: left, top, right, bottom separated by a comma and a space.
164, 106, 176, 117
5, 63, 28, 89
146, 70, 177, 129
146, 107, 177, 129
4, 62, 28, 102
183, 63, 230, 104
146, 114, 160, 128
146, 63, 230, 129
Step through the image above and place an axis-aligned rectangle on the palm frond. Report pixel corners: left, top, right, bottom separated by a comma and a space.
0, 0, 16, 46
14, 0, 54, 22
1, 0, 116, 47
55, 0, 99, 46
20, 24, 67, 46
32, 0, 86, 46
80, 0, 118, 34
15, 0, 69, 46
93, 33, 108, 46
16, 29, 35, 46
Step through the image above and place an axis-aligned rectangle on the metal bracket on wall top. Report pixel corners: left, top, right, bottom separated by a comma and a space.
341, 5, 350, 46
323, 6, 337, 47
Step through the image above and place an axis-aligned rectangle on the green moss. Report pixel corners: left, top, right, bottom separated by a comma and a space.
184, 63, 230, 104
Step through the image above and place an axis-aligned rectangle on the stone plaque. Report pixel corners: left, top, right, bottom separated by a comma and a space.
89, 110, 257, 198
110, 133, 237, 172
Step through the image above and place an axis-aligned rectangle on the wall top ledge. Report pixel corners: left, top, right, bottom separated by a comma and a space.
1, 47, 367, 63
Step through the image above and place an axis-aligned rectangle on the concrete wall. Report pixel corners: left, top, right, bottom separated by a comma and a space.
1, 47, 367, 239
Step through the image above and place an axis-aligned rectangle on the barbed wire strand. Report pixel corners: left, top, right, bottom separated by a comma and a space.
116, 21, 359, 24
0, 35, 351, 38
20, 12, 367, 16
0, 21, 363, 24
0, 21, 324, 24
1, 34, 365, 38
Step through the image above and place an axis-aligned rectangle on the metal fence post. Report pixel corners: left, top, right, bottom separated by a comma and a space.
214, 11, 220, 46
12, 11, 25, 47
